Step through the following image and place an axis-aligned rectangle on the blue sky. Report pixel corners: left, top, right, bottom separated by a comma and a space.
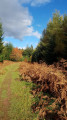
0, 0, 67, 49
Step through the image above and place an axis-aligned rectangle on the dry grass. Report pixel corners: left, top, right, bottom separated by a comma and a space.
19, 61, 67, 120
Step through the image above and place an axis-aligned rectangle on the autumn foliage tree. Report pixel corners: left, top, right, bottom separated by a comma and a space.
10, 48, 22, 61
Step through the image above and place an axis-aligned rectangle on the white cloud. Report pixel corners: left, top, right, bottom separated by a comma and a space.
20, 0, 51, 6
0, 0, 41, 40
19, 0, 31, 4
31, 0, 50, 6
3, 41, 9, 45
18, 46, 23, 49
18, 46, 26, 49
31, 0, 51, 6
36, 24, 41, 27
22, 46, 26, 49
32, 31, 41, 39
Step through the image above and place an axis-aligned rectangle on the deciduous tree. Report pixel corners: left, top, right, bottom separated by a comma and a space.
10, 48, 22, 61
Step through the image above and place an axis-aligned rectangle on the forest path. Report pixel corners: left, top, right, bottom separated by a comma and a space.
0, 63, 20, 120
0, 62, 37, 120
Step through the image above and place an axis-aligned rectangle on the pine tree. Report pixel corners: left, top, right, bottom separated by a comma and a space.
0, 22, 4, 62
32, 11, 67, 64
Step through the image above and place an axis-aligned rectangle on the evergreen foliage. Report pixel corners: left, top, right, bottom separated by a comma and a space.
23, 45, 33, 57
0, 22, 4, 62
32, 11, 67, 64
3, 43, 13, 60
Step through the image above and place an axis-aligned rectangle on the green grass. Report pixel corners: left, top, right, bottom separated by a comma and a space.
7, 63, 38, 120
33, 95, 40, 105
0, 64, 14, 88
0, 69, 6, 88
0, 63, 38, 120
32, 83, 37, 90
1, 90, 7, 99
20, 56, 31, 62
0, 110, 4, 118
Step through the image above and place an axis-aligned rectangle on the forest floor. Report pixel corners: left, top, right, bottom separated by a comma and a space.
0, 61, 37, 120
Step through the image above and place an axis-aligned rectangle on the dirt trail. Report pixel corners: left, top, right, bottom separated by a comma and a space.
0, 65, 17, 120
0, 62, 37, 120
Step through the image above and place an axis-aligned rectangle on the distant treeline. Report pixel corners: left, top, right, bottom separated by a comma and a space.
0, 10, 67, 64
0, 21, 33, 62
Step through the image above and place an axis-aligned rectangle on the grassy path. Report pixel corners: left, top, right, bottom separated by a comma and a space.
0, 63, 37, 120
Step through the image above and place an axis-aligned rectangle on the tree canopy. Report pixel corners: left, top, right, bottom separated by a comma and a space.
3, 43, 13, 60
23, 45, 33, 57
32, 11, 67, 64
0, 22, 4, 62
10, 48, 22, 61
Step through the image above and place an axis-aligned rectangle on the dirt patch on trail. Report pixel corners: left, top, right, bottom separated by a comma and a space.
0, 72, 12, 120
